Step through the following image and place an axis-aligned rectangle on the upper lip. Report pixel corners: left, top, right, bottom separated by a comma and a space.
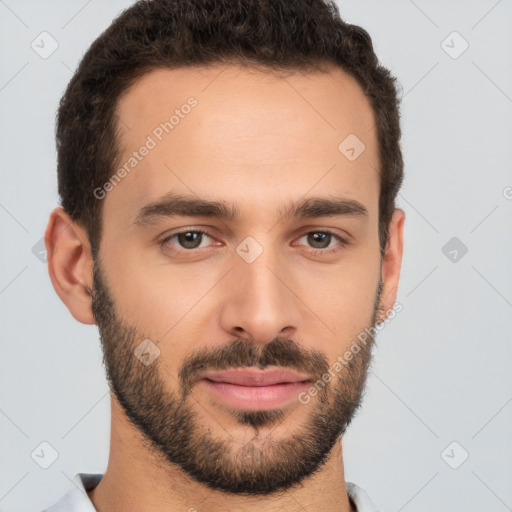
201, 367, 311, 387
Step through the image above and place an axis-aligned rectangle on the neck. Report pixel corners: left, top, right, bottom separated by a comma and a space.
87, 399, 356, 512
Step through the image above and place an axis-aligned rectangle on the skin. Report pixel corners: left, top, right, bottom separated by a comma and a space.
45, 63, 405, 512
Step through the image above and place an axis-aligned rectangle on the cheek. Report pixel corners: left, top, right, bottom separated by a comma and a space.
106, 257, 231, 382
121, 268, 213, 336
292, 253, 381, 352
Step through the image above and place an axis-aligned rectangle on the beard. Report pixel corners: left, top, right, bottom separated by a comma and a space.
90, 259, 385, 496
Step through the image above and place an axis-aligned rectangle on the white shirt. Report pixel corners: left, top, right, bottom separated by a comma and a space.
42, 473, 381, 511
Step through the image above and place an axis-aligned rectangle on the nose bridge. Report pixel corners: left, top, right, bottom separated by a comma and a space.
220, 235, 300, 342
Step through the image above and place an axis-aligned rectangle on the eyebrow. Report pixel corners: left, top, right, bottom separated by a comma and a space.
133, 193, 369, 226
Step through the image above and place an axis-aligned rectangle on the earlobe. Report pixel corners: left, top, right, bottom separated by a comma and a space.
380, 208, 405, 315
45, 207, 96, 325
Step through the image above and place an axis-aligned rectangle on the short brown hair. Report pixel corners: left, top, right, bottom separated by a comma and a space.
56, 0, 404, 259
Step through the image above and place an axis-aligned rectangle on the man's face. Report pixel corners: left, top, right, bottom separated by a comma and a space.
91, 64, 388, 494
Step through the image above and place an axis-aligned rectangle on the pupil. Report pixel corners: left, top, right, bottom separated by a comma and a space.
308, 232, 330, 249
179, 231, 201, 249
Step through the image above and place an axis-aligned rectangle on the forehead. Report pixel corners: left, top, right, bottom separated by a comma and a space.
106, 64, 379, 227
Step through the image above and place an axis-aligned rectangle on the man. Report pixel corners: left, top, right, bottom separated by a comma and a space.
43, 0, 405, 510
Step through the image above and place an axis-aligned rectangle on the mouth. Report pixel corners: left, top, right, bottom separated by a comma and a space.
198, 367, 312, 410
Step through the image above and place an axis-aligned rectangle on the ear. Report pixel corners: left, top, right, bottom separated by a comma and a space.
379, 208, 405, 320
45, 206, 96, 325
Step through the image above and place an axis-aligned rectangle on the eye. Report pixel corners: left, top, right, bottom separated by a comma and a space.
161, 229, 217, 251
295, 230, 349, 255
160, 228, 349, 256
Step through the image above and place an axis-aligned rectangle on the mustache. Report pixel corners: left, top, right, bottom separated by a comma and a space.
179, 337, 330, 395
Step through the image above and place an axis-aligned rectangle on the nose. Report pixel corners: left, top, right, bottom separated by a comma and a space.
219, 243, 301, 344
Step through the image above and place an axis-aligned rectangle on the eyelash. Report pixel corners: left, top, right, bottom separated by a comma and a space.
160, 228, 349, 256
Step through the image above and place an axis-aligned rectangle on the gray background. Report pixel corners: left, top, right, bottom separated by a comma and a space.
1, 1, 511, 511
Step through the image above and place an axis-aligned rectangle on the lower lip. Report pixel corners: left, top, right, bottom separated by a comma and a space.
200, 379, 311, 410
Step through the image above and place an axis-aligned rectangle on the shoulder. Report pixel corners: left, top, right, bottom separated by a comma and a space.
40, 473, 102, 512
346, 481, 381, 512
